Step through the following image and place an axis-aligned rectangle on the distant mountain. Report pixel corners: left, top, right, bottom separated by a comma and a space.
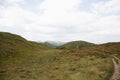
58, 41, 96, 49
44, 41, 65, 47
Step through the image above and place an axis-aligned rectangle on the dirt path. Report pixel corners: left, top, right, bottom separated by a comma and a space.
110, 56, 120, 80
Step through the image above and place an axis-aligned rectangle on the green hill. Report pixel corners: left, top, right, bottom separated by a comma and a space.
58, 41, 96, 49
0, 32, 52, 58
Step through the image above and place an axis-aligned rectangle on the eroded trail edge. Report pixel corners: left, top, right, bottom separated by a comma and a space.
110, 56, 120, 80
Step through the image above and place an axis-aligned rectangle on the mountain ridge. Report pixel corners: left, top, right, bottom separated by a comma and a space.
58, 40, 96, 49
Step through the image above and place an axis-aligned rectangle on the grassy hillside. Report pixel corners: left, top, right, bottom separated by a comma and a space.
0, 51, 113, 80
0, 32, 52, 58
58, 41, 96, 49
62, 42, 120, 58
0, 32, 116, 80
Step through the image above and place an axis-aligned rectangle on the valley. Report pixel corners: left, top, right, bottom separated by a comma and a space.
0, 32, 120, 80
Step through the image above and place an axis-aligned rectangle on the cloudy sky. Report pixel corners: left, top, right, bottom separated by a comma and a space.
0, 0, 120, 43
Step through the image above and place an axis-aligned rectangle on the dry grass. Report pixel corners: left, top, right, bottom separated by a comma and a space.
0, 49, 113, 80
0, 32, 118, 80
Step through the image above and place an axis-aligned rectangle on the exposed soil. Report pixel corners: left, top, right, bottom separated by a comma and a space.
110, 56, 120, 80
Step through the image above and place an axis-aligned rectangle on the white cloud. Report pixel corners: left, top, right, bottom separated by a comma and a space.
0, 5, 38, 26
4, 0, 25, 5
92, 0, 120, 14
0, 0, 120, 43
38, 0, 81, 12
36, 0, 82, 26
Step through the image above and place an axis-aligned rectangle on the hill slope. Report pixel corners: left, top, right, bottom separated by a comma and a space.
58, 41, 96, 49
0, 32, 52, 58
0, 32, 115, 80
64, 42, 120, 58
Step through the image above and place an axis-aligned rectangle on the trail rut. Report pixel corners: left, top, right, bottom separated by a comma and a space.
110, 56, 120, 80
